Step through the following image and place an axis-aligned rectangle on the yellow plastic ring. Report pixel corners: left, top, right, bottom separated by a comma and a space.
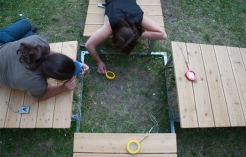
126, 139, 141, 154
105, 71, 115, 80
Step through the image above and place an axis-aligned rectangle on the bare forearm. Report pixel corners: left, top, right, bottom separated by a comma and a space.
85, 44, 102, 63
38, 85, 66, 101
141, 30, 167, 40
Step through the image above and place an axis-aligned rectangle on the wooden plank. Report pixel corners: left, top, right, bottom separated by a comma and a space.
74, 154, 177, 157
214, 45, 245, 126
87, 5, 162, 16
52, 41, 78, 128
89, 0, 162, 5
36, 79, 57, 128
186, 43, 214, 127
85, 14, 164, 26
240, 48, 246, 119
50, 42, 63, 53
200, 44, 230, 127
36, 42, 62, 128
227, 47, 246, 122
240, 48, 246, 67
4, 89, 24, 128
0, 87, 11, 128
61, 41, 78, 59
83, 25, 102, 37
171, 42, 198, 128
19, 93, 39, 128
73, 133, 177, 154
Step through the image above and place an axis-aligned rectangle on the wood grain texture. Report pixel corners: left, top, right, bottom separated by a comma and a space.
53, 41, 78, 128
74, 154, 177, 157
227, 47, 246, 122
171, 42, 198, 128
89, 0, 161, 5
0, 87, 11, 127
4, 89, 24, 128
186, 43, 214, 127
172, 42, 246, 128
200, 44, 230, 127
214, 45, 245, 126
73, 133, 177, 154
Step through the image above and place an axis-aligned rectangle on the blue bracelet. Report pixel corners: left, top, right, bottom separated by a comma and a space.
74, 61, 82, 75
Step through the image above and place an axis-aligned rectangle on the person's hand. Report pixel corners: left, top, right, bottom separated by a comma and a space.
80, 63, 89, 75
63, 76, 76, 91
97, 61, 106, 74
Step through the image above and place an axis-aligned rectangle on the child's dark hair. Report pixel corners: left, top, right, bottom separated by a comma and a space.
17, 42, 75, 80
112, 15, 144, 55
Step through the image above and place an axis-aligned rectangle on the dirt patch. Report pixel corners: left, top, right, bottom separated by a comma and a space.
80, 54, 170, 133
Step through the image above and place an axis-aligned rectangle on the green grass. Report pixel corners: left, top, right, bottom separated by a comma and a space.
0, 0, 246, 156
81, 54, 169, 133
0, 123, 76, 156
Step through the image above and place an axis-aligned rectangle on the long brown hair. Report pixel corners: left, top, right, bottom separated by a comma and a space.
112, 15, 144, 55
17, 43, 75, 80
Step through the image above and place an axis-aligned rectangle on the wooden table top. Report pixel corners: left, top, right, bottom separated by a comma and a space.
0, 41, 78, 128
83, 0, 165, 37
171, 41, 246, 128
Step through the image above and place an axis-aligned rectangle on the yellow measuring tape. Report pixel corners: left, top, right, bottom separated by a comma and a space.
126, 115, 158, 154
126, 140, 141, 154
105, 71, 115, 80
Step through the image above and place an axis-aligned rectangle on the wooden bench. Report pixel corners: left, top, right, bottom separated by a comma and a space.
84, 0, 165, 37
84, 0, 165, 54
0, 41, 78, 128
73, 133, 177, 157
169, 41, 246, 128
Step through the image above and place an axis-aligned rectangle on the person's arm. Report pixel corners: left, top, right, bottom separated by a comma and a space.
38, 76, 76, 101
85, 15, 112, 74
140, 15, 167, 40
79, 63, 89, 75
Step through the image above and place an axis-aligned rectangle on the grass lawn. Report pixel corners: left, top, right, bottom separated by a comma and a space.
0, 0, 246, 157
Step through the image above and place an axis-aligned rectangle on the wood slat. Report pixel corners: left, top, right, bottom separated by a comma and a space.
0, 87, 11, 127
214, 45, 245, 126
240, 48, 246, 66
186, 43, 214, 127
200, 44, 230, 127
83, 25, 102, 37
74, 154, 177, 157
36, 42, 63, 128
50, 42, 63, 53
52, 41, 78, 128
20, 93, 39, 128
36, 79, 57, 128
89, 0, 162, 5
73, 133, 177, 154
240, 48, 246, 119
227, 47, 246, 122
87, 5, 162, 15
61, 41, 78, 59
4, 89, 24, 128
171, 42, 198, 128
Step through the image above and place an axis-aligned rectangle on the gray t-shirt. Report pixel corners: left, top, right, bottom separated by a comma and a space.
0, 35, 49, 98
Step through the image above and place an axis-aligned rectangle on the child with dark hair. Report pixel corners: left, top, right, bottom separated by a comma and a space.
0, 35, 89, 100
85, 0, 167, 74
